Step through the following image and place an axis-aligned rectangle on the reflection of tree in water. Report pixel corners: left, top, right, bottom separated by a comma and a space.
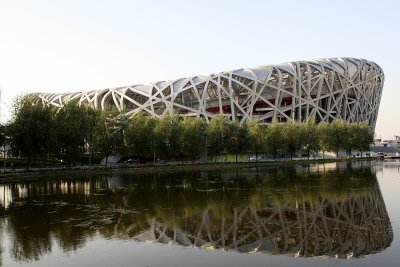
0, 162, 393, 264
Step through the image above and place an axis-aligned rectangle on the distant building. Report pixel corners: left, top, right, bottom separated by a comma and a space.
371, 136, 400, 157
37, 57, 384, 131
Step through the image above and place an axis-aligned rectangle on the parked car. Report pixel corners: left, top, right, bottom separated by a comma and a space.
249, 155, 263, 162
124, 158, 138, 164
377, 152, 385, 159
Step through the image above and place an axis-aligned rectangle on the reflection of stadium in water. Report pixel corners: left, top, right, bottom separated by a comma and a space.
0, 162, 393, 264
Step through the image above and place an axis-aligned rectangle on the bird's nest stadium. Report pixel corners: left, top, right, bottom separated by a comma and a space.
37, 57, 384, 130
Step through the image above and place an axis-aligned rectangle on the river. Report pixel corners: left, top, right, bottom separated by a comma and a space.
0, 160, 399, 267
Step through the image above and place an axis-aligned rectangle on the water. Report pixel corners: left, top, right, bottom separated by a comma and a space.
0, 160, 399, 267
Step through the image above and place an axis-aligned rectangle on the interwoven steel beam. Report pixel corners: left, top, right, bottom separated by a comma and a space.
38, 57, 384, 130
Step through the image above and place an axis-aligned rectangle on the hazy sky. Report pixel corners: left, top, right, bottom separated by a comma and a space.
1, 0, 399, 139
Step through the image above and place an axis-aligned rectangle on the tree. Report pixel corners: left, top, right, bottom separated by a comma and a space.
318, 120, 348, 158
247, 119, 266, 162
53, 101, 89, 165
181, 117, 207, 162
282, 121, 300, 160
343, 122, 358, 157
317, 121, 330, 158
0, 123, 6, 172
351, 122, 374, 157
93, 109, 128, 167
8, 95, 54, 167
331, 120, 349, 157
125, 111, 158, 161
226, 120, 248, 162
83, 105, 100, 166
0, 123, 5, 149
154, 113, 182, 159
299, 118, 320, 159
265, 121, 284, 159
207, 115, 230, 162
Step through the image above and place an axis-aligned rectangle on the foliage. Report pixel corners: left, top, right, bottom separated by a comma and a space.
318, 119, 373, 157
247, 119, 266, 161
53, 101, 90, 164
207, 115, 230, 162
282, 121, 300, 159
7, 95, 54, 166
299, 118, 320, 158
317, 121, 330, 156
356, 122, 374, 153
0, 123, 5, 148
83, 105, 100, 165
93, 108, 128, 167
265, 121, 284, 159
226, 120, 249, 162
125, 111, 158, 160
154, 113, 182, 158
4, 93, 376, 165
180, 117, 207, 161
346, 122, 374, 156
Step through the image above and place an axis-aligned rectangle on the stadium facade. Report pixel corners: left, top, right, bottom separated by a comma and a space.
38, 57, 384, 130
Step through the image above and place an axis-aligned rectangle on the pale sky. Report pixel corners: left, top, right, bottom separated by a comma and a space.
1, 0, 399, 139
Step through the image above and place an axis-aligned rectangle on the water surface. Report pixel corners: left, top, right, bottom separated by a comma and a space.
0, 160, 399, 267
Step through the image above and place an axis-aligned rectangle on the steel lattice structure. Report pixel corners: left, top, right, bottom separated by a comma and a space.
38, 57, 384, 129
133, 186, 392, 258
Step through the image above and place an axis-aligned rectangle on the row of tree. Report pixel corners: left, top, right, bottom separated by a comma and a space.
0, 95, 374, 167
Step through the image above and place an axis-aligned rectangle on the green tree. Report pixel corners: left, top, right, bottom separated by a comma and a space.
83, 105, 100, 165
53, 101, 89, 165
0, 123, 5, 150
154, 113, 182, 159
318, 120, 348, 157
93, 109, 128, 167
247, 119, 266, 162
299, 118, 320, 159
181, 117, 207, 162
226, 120, 248, 162
265, 121, 284, 159
8, 95, 54, 167
282, 121, 300, 160
0, 123, 6, 172
344, 122, 357, 157
207, 115, 230, 162
351, 122, 374, 157
125, 111, 158, 161
317, 121, 330, 158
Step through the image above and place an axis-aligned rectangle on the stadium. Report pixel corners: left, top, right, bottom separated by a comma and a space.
38, 57, 384, 130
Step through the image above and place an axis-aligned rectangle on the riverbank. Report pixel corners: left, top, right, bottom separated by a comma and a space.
0, 157, 376, 183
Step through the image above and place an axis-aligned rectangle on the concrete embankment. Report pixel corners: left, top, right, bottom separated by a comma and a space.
0, 158, 376, 183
